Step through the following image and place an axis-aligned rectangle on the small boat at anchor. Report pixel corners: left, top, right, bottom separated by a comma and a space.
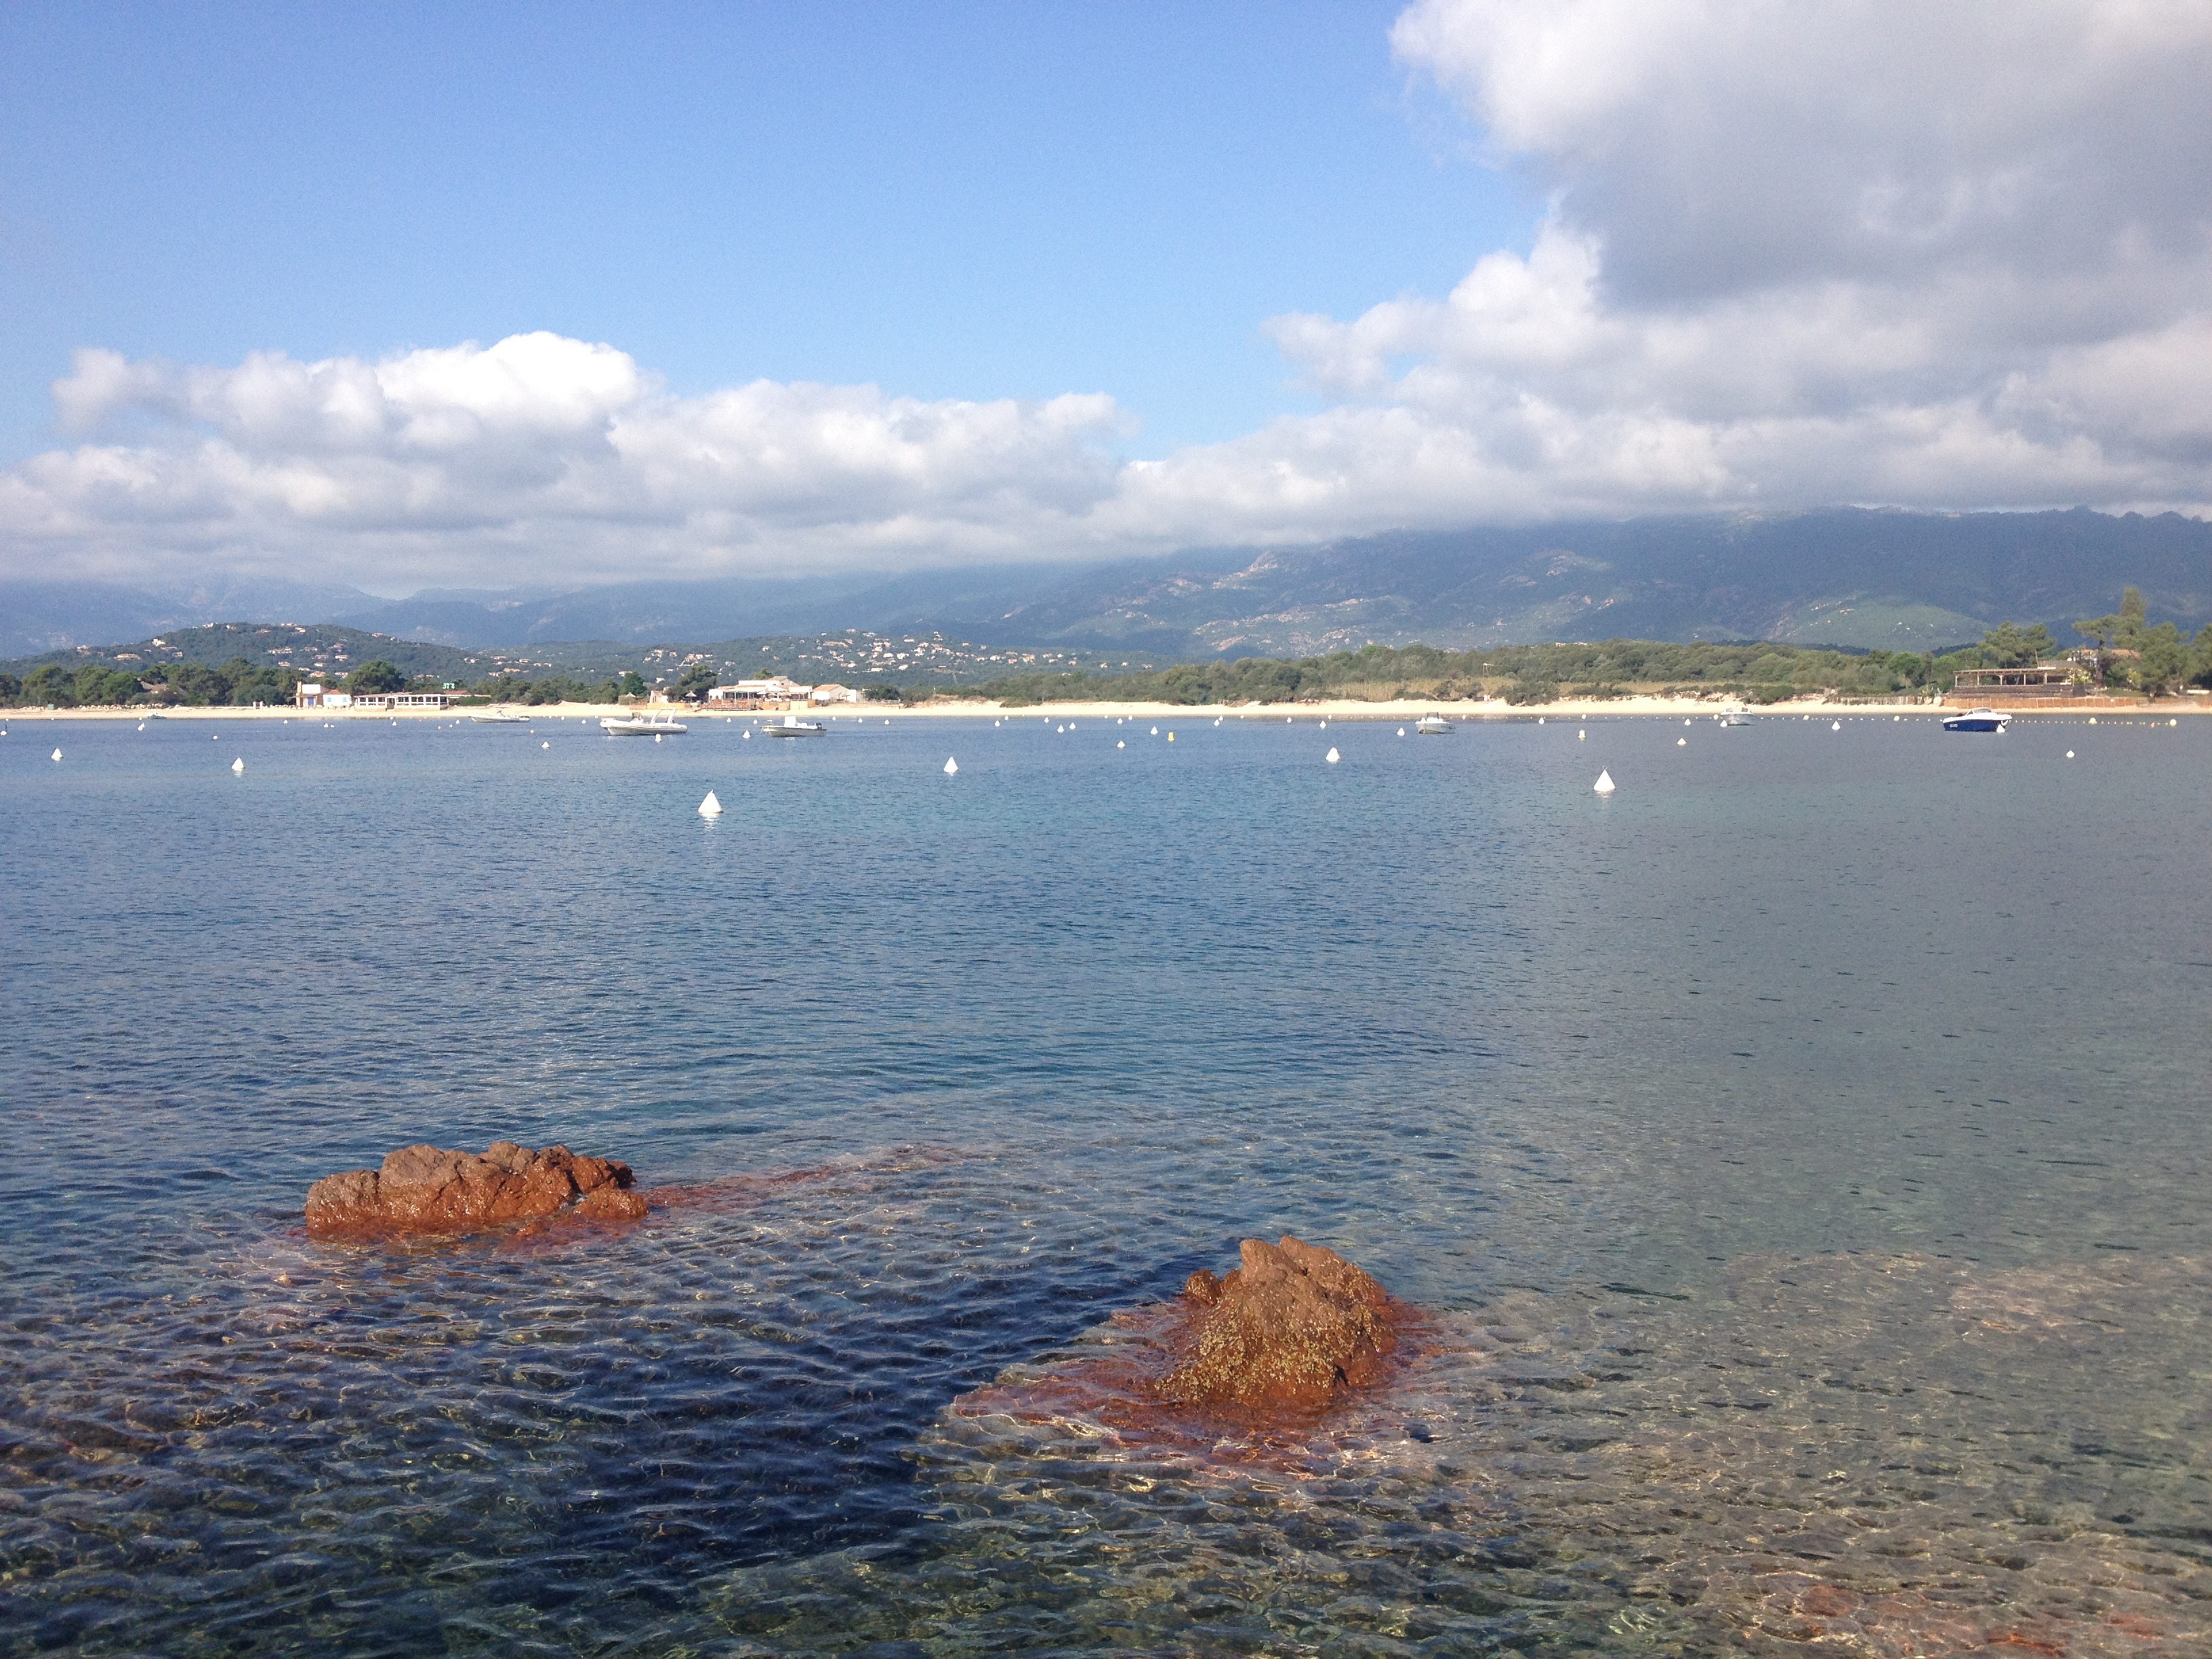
600, 715, 689, 736
471, 707, 529, 724
1414, 714, 1453, 735
1719, 709, 1753, 726
1942, 707, 2011, 733
762, 714, 825, 738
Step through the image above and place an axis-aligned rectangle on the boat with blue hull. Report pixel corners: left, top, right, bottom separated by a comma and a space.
1942, 706, 2011, 733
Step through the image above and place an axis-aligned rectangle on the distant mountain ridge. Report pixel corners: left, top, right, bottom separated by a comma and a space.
3, 508, 2205, 659
979, 508, 2212, 657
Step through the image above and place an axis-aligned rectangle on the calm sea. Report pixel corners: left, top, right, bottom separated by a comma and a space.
3, 709, 2207, 1655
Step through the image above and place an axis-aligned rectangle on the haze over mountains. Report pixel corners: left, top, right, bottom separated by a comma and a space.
3, 508, 2205, 662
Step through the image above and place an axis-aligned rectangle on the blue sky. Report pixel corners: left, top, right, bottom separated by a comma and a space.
1, 1, 2205, 592
0, 1, 1532, 463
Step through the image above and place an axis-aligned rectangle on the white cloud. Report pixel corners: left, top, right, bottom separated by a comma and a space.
1103, 0, 2212, 539
4, 2, 2209, 590
1, 333, 1133, 586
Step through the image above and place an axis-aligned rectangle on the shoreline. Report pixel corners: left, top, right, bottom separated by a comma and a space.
8, 693, 2204, 723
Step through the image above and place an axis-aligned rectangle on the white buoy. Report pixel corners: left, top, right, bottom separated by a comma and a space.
1832, 720, 1841, 731
1684, 718, 1692, 726
230, 756, 244, 773
2089, 716, 2098, 724
1117, 739, 1125, 748
699, 790, 722, 817
1538, 716, 1545, 724
541, 741, 550, 749
138, 723, 146, 732
51, 747, 63, 761
1397, 726, 1406, 736
1677, 737, 1687, 746
2066, 750, 2075, 758
655, 733, 662, 743
1578, 730, 1586, 740
1150, 726, 1159, 735
1326, 746, 1340, 763
1593, 769, 1616, 794
943, 756, 958, 775
1319, 720, 1326, 729
742, 729, 750, 739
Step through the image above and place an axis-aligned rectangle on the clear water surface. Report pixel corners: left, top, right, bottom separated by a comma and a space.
2, 708, 2207, 1655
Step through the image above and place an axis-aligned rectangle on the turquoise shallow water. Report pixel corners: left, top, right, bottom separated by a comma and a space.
1, 708, 2207, 1654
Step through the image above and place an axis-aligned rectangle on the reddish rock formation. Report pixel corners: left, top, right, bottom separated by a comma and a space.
1158, 1235, 1400, 1411
305, 1141, 642, 1238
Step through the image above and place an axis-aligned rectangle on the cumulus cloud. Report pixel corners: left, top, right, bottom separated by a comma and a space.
1191, 0, 2212, 529
1, 332, 1132, 586
4, 1, 2209, 589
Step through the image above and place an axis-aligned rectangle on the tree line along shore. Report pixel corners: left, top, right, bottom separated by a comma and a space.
909, 602, 2211, 710
6, 591, 2209, 712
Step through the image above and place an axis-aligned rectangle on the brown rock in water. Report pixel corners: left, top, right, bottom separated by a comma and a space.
305, 1140, 639, 1237
1159, 1236, 1398, 1412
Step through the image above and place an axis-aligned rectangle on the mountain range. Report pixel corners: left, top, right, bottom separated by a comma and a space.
3, 508, 2205, 661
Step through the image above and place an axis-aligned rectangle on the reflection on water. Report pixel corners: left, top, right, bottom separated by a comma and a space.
2, 712, 2207, 1654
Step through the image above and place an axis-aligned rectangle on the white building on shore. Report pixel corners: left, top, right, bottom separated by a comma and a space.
297, 682, 451, 711
709, 676, 811, 705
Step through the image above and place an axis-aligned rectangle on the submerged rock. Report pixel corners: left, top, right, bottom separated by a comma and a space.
1159, 1235, 1400, 1411
305, 1140, 644, 1238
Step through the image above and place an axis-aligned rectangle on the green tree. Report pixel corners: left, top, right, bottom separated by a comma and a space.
67, 664, 142, 705
2118, 586, 2147, 647
674, 663, 718, 702
2136, 623, 2188, 697
617, 670, 647, 699
2072, 611, 2121, 686
1978, 621, 2056, 668
347, 659, 405, 694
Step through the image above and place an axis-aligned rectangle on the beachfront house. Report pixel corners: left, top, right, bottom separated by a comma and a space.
295, 683, 451, 711
808, 683, 862, 704
350, 691, 453, 711
1950, 665, 2081, 700
709, 676, 813, 706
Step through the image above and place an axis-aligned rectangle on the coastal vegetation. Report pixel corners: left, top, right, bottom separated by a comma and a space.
7, 590, 2209, 709
0, 620, 1086, 701
912, 609, 2212, 708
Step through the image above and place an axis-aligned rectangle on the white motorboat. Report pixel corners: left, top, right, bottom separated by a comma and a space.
762, 714, 825, 737
1719, 709, 1753, 726
471, 707, 529, 724
1942, 707, 2010, 733
1414, 714, 1453, 735
600, 715, 689, 736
